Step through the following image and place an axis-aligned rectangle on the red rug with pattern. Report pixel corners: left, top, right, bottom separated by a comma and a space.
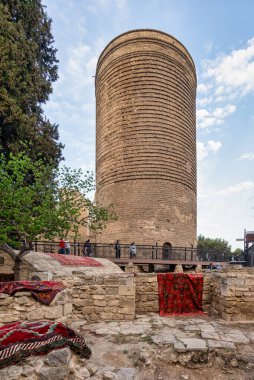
45, 253, 102, 267
0, 321, 91, 369
157, 273, 204, 316
0, 281, 65, 305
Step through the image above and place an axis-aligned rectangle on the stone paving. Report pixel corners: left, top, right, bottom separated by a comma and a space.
74, 313, 254, 353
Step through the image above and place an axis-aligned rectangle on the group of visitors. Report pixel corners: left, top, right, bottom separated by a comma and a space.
58, 238, 137, 259
58, 238, 71, 255
58, 238, 94, 256
114, 241, 137, 259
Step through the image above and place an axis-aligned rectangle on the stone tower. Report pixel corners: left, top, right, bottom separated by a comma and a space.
95, 29, 197, 247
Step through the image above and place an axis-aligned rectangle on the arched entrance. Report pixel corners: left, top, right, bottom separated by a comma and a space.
162, 242, 172, 259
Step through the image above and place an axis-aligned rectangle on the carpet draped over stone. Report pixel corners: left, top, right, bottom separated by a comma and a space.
0, 321, 91, 369
0, 281, 65, 305
157, 273, 203, 315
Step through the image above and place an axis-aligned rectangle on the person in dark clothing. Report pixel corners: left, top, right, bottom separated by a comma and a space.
83, 239, 93, 257
114, 240, 121, 258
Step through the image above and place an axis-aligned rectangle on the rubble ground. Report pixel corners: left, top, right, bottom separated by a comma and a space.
73, 314, 254, 380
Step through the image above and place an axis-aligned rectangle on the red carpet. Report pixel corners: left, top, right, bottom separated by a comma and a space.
0, 281, 65, 305
45, 253, 102, 267
157, 273, 203, 316
0, 321, 91, 368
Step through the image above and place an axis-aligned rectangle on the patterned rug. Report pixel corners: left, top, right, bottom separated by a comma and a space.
157, 273, 204, 316
0, 281, 65, 305
45, 253, 102, 267
0, 321, 91, 369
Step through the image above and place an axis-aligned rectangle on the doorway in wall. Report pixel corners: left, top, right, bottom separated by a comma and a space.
162, 242, 172, 259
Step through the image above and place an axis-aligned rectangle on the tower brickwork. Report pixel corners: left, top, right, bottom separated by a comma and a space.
95, 29, 197, 246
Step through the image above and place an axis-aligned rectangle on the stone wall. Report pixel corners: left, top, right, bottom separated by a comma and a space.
0, 289, 72, 326
134, 272, 213, 315
210, 268, 254, 321
62, 272, 135, 322
0, 250, 36, 281
135, 273, 159, 314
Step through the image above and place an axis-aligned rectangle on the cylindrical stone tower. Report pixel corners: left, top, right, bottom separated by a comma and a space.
95, 29, 196, 247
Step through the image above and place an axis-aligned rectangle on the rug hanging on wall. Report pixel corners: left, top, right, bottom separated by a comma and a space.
157, 273, 204, 316
0, 321, 91, 369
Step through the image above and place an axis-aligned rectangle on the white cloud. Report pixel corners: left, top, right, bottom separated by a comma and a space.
196, 104, 235, 129
207, 140, 222, 153
219, 181, 254, 195
238, 152, 254, 160
197, 140, 221, 161
205, 37, 254, 97
197, 83, 209, 93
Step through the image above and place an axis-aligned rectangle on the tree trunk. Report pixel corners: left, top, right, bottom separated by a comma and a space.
0, 243, 30, 281
14, 256, 22, 281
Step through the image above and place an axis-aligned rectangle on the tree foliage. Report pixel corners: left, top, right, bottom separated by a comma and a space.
0, 153, 114, 279
197, 234, 231, 255
0, 0, 63, 167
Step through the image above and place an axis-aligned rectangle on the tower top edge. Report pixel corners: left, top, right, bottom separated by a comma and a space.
96, 29, 196, 76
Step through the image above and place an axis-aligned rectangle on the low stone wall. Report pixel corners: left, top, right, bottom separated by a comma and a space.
0, 250, 34, 281
134, 272, 213, 315
62, 272, 135, 322
0, 289, 72, 326
210, 268, 254, 321
134, 273, 159, 313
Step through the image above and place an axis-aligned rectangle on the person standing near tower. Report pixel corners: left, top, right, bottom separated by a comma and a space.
129, 242, 136, 259
114, 240, 121, 258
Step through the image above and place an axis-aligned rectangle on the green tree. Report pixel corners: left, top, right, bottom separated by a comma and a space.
197, 234, 232, 257
0, 0, 63, 167
0, 153, 114, 280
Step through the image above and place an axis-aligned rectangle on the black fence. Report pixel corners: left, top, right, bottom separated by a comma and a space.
32, 240, 239, 263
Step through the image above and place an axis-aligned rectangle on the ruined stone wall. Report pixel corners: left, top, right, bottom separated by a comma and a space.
0, 250, 34, 281
134, 272, 212, 314
63, 273, 135, 322
210, 268, 254, 321
95, 29, 197, 246
0, 289, 72, 326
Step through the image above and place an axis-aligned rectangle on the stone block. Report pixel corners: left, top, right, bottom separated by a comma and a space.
94, 299, 107, 307
92, 295, 105, 300
63, 303, 72, 315
118, 285, 135, 296
100, 312, 113, 320
82, 306, 95, 315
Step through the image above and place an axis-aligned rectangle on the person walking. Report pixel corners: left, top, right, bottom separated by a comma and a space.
58, 238, 65, 254
65, 240, 71, 255
129, 242, 136, 259
83, 239, 93, 257
114, 240, 121, 259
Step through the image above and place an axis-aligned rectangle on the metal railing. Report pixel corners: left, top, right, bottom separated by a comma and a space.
32, 240, 234, 262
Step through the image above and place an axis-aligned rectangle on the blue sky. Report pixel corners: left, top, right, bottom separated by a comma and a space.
43, 0, 254, 249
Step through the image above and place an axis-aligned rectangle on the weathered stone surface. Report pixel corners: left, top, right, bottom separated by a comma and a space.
117, 367, 137, 380
38, 365, 69, 380
179, 338, 207, 351
0, 365, 23, 379
103, 371, 118, 380
44, 347, 71, 366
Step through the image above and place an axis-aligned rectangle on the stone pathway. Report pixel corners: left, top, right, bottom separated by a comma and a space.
70, 314, 254, 379
74, 314, 253, 353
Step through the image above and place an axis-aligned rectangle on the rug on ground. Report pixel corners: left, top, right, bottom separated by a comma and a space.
0, 281, 65, 305
0, 320, 91, 369
157, 273, 204, 316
